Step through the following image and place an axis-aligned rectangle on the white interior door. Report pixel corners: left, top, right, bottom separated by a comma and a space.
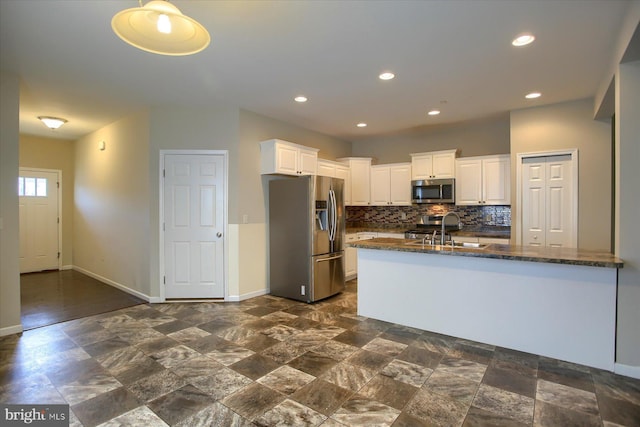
163, 154, 225, 299
19, 169, 60, 273
521, 155, 575, 248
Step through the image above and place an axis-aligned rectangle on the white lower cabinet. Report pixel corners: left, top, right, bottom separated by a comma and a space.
345, 234, 359, 280
346, 232, 403, 280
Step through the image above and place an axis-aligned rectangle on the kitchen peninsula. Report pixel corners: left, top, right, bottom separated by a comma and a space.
349, 238, 623, 371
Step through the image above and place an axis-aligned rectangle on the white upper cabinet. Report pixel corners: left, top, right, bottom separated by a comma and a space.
335, 163, 351, 205
339, 157, 371, 206
260, 139, 319, 176
410, 149, 458, 180
455, 155, 511, 205
317, 159, 351, 205
317, 159, 337, 177
370, 163, 412, 206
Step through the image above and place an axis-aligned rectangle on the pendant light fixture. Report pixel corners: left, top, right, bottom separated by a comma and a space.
112, 0, 210, 56
38, 116, 68, 130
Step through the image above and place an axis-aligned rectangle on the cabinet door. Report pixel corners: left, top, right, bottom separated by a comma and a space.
432, 152, 456, 178
411, 155, 433, 180
350, 160, 371, 206
389, 164, 412, 205
317, 160, 336, 177
479, 237, 510, 245
455, 159, 482, 205
335, 165, 351, 205
345, 234, 358, 279
483, 156, 510, 205
276, 144, 299, 175
298, 148, 318, 175
370, 166, 391, 205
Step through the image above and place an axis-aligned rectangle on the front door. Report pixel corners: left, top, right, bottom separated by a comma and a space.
19, 169, 60, 273
163, 154, 225, 299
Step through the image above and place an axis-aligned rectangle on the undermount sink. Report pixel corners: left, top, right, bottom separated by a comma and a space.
404, 241, 489, 250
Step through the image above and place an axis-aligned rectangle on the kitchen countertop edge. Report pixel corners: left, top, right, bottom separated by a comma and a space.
348, 238, 623, 269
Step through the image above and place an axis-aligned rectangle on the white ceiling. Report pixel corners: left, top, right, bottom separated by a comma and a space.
0, 0, 632, 142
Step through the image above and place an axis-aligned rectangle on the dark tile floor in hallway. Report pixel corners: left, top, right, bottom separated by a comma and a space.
2, 281, 639, 426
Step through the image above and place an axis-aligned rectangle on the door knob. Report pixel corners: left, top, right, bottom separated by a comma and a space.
217, 232, 222, 238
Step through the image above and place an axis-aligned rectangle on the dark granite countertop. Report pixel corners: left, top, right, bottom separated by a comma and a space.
348, 238, 623, 269
346, 225, 511, 239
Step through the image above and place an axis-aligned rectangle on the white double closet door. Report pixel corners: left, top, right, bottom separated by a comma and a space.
521, 154, 576, 248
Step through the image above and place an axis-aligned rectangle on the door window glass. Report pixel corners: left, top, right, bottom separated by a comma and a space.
18, 176, 48, 197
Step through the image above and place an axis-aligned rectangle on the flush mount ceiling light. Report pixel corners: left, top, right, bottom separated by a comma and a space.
356, 123, 367, 128
427, 110, 441, 116
525, 92, 542, 99
379, 72, 395, 80
512, 33, 535, 47
112, 0, 210, 56
294, 96, 308, 103
38, 116, 68, 130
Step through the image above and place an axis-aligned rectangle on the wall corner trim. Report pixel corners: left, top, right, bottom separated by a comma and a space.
227, 288, 269, 302
614, 362, 640, 380
0, 324, 23, 337
72, 265, 151, 303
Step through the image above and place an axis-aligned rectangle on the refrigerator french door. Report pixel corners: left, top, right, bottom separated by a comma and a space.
268, 175, 345, 302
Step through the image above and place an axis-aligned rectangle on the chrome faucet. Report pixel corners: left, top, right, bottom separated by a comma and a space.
441, 211, 462, 245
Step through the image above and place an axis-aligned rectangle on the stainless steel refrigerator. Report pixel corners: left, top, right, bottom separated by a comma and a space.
268, 175, 345, 303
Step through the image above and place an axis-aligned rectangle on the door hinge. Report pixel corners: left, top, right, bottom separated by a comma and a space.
57, 252, 60, 259
163, 223, 165, 231
57, 181, 60, 188
163, 169, 165, 178
163, 276, 166, 284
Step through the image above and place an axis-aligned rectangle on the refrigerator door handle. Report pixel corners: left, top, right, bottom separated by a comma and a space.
329, 189, 337, 242
316, 254, 343, 263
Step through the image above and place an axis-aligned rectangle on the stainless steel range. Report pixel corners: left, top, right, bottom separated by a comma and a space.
404, 214, 462, 244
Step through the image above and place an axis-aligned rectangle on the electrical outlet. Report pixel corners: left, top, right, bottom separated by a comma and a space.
365, 213, 370, 220
400, 212, 407, 220
242, 214, 249, 224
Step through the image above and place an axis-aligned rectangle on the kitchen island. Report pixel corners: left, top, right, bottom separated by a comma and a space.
349, 238, 623, 371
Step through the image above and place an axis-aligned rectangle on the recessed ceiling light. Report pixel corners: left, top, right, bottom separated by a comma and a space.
512, 33, 535, 47
356, 123, 367, 128
294, 96, 308, 103
428, 110, 441, 116
525, 92, 541, 99
379, 72, 395, 80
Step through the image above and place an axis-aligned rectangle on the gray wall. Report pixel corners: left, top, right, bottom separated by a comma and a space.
616, 60, 640, 368
510, 98, 612, 252
0, 71, 20, 334
238, 109, 353, 224
351, 114, 510, 163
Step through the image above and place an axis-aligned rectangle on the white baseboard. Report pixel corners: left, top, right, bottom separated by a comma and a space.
614, 362, 640, 380
0, 324, 23, 337
72, 266, 151, 303
227, 288, 268, 302
60, 265, 73, 271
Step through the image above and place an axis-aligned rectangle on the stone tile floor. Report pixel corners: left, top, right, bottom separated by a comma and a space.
1, 281, 639, 426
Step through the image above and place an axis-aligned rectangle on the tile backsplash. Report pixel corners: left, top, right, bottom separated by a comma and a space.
346, 204, 511, 227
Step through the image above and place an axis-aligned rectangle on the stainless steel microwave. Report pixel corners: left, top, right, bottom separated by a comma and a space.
411, 178, 455, 204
